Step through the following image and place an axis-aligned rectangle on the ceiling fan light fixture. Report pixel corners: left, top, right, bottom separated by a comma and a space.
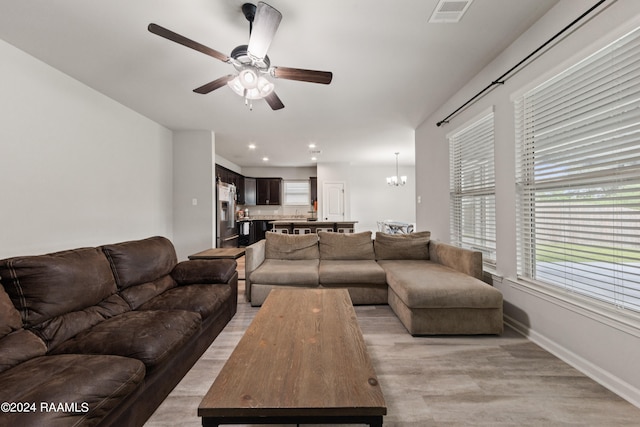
257, 76, 274, 96
228, 76, 245, 96
228, 72, 274, 101
239, 68, 258, 88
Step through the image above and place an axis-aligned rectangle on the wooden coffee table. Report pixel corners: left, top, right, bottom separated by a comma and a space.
198, 288, 386, 426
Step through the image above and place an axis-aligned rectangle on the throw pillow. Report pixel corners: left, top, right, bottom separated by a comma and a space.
318, 231, 375, 260
374, 231, 431, 260
265, 232, 319, 260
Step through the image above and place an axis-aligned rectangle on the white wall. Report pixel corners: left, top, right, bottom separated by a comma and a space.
173, 131, 216, 260
416, 0, 640, 407
318, 162, 416, 234
0, 39, 173, 258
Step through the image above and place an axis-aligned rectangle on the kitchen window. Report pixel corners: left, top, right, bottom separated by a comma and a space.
515, 26, 640, 313
283, 180, 310, 206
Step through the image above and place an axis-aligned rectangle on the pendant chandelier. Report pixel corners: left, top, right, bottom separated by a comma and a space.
386, 152, 407, 186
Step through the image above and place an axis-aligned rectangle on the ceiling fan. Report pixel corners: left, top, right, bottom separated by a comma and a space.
148, 2, 333, 111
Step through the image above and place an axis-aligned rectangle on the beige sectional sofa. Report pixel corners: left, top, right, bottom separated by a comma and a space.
245, 231, 503, 335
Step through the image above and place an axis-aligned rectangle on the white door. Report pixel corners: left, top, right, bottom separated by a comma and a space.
322, 182, 345, 221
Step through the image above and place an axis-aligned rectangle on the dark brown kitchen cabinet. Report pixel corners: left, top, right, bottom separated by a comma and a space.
256, 178, 282, 205
244, 177, 256, 206
215, 164, 245, 204
310, 177, 317, 205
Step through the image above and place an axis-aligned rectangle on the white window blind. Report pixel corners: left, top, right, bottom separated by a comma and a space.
515, 26, 640, 313
449, 112, 496, 265
283, 180, 310, 206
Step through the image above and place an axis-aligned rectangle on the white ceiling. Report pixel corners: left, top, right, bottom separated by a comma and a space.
0, 0, 558, 168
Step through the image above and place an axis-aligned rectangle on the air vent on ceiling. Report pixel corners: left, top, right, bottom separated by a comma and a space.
429, 0, 473, 23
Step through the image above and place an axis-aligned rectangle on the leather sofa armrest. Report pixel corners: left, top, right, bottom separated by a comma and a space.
171, 259, 237, 285
245, 239, 266, 302
429, 241, 483, 280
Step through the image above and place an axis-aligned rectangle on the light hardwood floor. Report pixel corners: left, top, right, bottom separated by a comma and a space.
145, 257, 640, 426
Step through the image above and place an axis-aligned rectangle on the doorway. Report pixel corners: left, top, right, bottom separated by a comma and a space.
322, 182, 345, 221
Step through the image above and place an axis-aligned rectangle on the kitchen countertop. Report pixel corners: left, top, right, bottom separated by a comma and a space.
238, 217, 311, 222
270, 220, 357, 225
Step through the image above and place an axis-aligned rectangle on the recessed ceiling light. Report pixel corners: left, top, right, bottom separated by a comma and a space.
262, 156, 269, 162
308, 143, 316, 148
311, 156, 317, 161
248, 143, 256, 150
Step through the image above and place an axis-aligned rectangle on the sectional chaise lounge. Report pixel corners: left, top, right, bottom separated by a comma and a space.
245, 231, 503, 335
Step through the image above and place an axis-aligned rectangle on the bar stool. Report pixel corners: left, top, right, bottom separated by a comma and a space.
337, 228, 354, 233
316, 227, 333, 233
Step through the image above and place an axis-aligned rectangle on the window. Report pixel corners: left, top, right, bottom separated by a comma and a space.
449, 111, 496, 266
515, 26, 640, 313
283, 180, 310, 206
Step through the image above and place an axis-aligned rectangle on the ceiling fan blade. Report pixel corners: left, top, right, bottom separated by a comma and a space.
264, 92, 285, 110
193, 75, 235, 94
148, 23, 230, 63
272, 67, 333, 84
247, 2, 282, 60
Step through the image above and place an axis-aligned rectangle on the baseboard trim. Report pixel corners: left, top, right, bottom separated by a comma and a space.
505, 315, 640, 409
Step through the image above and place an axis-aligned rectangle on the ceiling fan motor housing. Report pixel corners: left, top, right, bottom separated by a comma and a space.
230, 44, 270, 70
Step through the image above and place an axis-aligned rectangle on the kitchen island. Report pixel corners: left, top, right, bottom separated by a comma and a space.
271, 220, 357, 234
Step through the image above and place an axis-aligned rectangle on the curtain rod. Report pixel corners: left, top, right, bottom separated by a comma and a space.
436, 0, 608, 127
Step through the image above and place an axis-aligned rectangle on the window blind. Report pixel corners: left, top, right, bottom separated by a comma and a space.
283, 180, 310, 206
515, 26, 640, 313
449, 112, 496, 265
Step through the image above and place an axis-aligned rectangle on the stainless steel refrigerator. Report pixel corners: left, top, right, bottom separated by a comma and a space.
216, 182, 239, 247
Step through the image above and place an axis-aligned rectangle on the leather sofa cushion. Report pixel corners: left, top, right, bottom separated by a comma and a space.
139, 284, 232, 320
38, 293, 131, 351
0, 329, 47, 374
250, 259, 319, 286
51, 310, 201, 368
0, 247, 117, 327
378, 260, 502, 309
171, 259, 237, 284
319, 260, 387, 285
318, 231, 375, 260
0, 285, 21, 339
374, 231, 431, 260
0, 354, 144, 426
102, 236, 178, 290
119, 274, 177, 310
265, 232, 319, 260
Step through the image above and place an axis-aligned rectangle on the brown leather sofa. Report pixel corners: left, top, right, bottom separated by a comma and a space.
0, 236, 237, 427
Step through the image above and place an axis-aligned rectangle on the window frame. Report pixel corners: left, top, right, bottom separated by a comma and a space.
282, 179, 311, 207
448, 108, 497, 267
514, 25, 640, 315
